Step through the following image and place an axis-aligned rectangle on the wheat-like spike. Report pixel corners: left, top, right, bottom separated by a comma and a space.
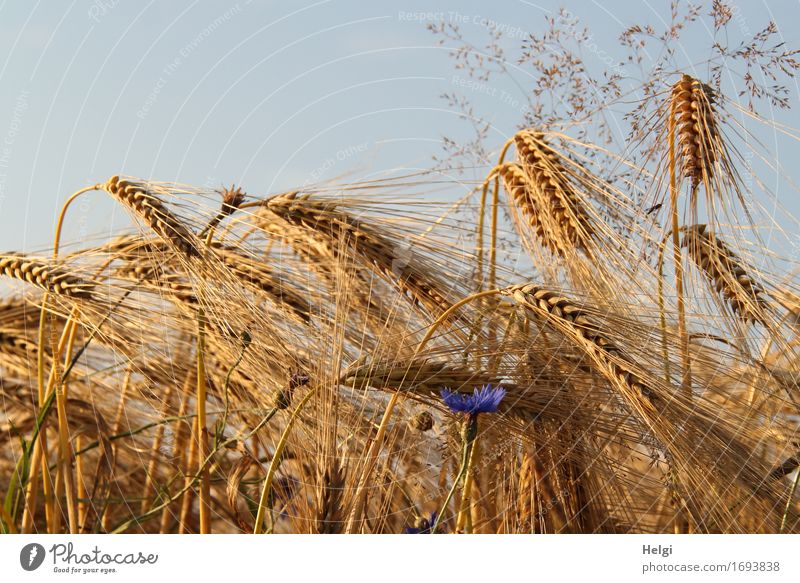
501, 283, 655, 401
0, 254, 95, 299
530, 452, 571, 533
496, 162, 563, 254
209, 244, 311, 323
257, 210, 396, 322
267, 192, 453, 316
315, 459, 345, 534
516, 452, 534, 532
513, 130, 595, 249
672, 74, 718, 189
682, 224, 769, 324
344, 359, 507, 395
0, 331, 37, 353
257, 211, 339, 269
110, 236, 311, 321
102, 176, 199, 258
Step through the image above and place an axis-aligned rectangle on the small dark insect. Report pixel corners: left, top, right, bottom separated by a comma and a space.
646, 203, 663, 215
408, 410, 434, 432
240, 330, 252, 347
275, 372, 310, 409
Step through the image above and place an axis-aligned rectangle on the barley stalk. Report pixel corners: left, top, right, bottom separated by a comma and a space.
668, 78, 693, 411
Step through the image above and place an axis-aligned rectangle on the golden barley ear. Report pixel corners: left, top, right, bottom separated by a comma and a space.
315, 458, 345, 534
513, 130, 595, 252
496, 162, 563, 255
681, 224, 771, 325
266, 192, 456, 319
0, 253, 95, 299
672, 74, 719, 189
501, 284, 656, 403
210, 243, 312, 323
103, 176, 199, 258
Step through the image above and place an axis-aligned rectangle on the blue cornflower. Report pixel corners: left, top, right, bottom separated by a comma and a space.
403, 512, 438, 534
440, 384, 506, 415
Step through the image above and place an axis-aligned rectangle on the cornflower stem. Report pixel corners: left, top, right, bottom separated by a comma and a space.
433, 413, 479, 534
456, 436, 478, 533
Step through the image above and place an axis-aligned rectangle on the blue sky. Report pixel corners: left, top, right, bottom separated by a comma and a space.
0, 0, 798, 251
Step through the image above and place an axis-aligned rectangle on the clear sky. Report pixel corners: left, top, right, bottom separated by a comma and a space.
0, 0, 798, 251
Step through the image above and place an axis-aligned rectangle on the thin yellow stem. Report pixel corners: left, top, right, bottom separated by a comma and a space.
35, 307, 53, 530
19, 439, 43, 534
140, 376, 184, 516
194, 218, 220, 534
668, 102, 691, 400
254, 388, 316, 534
668, 101, 692, 535
99, 366, 133, 533
22, 309, 79, 533
344, 390, 401, 532
656, 230, 674, 385
54, 313, 80, 533
0, 505, 18, 534
27, 185, 99, 533
179, 417, 200, 533
477, 181, 488, 289
75, 435, 86, 531
159, 375, 195, 533
196, 311, 210, 534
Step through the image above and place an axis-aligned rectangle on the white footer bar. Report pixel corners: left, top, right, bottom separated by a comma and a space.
1, 534, 797, 582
